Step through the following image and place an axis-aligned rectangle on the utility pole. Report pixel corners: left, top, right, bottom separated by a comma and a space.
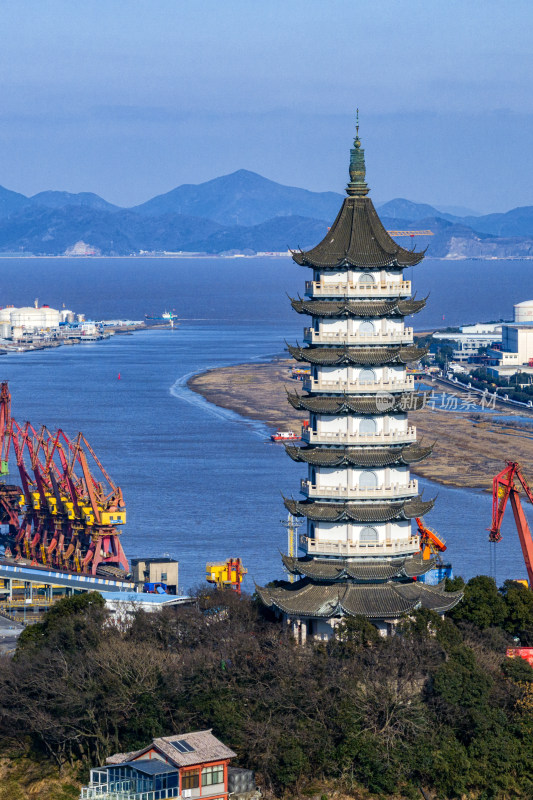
281, 513, 302, 583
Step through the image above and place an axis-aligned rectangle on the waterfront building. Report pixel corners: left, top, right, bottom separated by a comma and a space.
0, 304, 60, 337
433, 322, 502, 362
80, 729, 256, 800
131, 555, 179, 594
487, 301, 533, 378
257, 122, 463, 640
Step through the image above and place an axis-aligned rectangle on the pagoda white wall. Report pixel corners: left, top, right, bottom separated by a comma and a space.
314, 412, 409, 436
312, 364, 406, 383
318, 318, 405, 335
308, 464, 412, 490
316, 268, 404, 284
306, 519, 414, 546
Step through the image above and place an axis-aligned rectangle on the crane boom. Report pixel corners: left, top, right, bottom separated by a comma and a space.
490, 461, 533, 587
387, 230, 434, 236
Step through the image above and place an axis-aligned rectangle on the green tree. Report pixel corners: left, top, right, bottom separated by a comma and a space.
502, 655, 533, 683
16, 591, 106, 655
500, 579, 533, 642
433, 646, 493, 709
449, 576, 506, 628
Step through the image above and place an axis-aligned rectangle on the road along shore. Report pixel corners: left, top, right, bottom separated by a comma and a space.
188, 359, 533, 491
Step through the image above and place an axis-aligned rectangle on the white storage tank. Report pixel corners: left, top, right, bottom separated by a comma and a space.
9, 306, 60, 330
514, 300, 533, 324
0, 323, 11, 339
0, 306, 16, 323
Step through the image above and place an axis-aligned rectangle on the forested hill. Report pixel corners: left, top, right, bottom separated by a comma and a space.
1, 576, 533, 799
0, 171, 532, 256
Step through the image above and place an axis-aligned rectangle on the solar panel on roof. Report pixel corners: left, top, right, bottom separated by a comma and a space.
170, 739, 195, 753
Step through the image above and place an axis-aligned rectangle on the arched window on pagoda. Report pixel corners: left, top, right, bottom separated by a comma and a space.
359, 418, 376, 436
360, 526, 379, 543
358, 272, 375, 285
359, 368, 376, 384
359, 321, 375, 336
359, 470, 378, 490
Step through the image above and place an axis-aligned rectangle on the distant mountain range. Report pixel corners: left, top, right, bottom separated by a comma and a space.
0, 170, 532, 257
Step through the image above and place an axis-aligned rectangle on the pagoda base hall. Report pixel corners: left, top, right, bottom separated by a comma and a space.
256, 119, 462, 641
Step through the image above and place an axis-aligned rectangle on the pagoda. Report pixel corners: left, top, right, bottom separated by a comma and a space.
257, 119, 462, 641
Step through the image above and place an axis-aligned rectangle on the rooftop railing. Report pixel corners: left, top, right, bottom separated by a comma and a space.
80, 784, 180, 800
301, 536, 420, 557
302, 376, 414, 394
303, 327, 414, 345
304, 280, 411, 298
302, 427, 417, 445
300, 479, 418, 500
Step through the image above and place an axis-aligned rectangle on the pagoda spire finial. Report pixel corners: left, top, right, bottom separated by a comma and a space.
346, 109, 370, 197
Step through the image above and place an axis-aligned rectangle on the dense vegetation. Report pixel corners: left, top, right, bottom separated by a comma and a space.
468, 367, 533, 404
0, 577, 533, 799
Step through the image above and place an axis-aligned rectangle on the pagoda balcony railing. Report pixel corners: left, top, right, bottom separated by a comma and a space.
303, 327, 414, 345
302, 426, 417, 445
302, 375, 414, 394
304, 280, 412, 298
301, 535, 420, 557
300, 479, 419, 500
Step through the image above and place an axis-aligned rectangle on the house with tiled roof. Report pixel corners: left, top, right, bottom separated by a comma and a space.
79, 729, 256, 800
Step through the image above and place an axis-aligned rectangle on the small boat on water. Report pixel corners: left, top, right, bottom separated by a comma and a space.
270, 430, 300, 442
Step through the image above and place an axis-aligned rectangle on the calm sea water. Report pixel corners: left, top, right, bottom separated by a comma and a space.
0, 256, 532, 589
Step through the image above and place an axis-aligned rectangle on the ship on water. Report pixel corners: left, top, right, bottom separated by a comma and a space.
144, 310, 179, 328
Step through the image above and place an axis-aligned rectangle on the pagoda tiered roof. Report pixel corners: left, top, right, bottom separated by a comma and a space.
256, 578, 462, 619
288, 343, 429, 366
281, 551, 436, 581
290, 298, 426, 318
291, 196, 425, 270
287, 390, 426, 414
284, 495, 435, 522
285, 442, 432, 467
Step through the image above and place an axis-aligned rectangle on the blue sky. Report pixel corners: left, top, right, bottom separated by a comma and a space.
0, 0, 531, 212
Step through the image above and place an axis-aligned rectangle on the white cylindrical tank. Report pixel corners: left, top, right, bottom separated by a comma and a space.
0, 307, 15, 323
0, 323, 11, 339
10, 306, 60, 330
514, 301, 533, 323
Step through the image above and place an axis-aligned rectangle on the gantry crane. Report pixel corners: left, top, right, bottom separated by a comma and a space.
489, 461, 533, 587
0, 381, 129, 576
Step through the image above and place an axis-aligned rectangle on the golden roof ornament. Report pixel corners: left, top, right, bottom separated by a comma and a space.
346, 109, 370, 197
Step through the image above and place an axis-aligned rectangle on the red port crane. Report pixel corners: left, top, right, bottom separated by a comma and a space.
0, 381, 129, 577
489, 461, 533, 587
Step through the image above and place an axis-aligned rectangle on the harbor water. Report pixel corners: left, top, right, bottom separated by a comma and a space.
0, 256, 531, 590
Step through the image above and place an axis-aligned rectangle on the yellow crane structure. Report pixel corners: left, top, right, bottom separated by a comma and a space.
206, 558, 247, 594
